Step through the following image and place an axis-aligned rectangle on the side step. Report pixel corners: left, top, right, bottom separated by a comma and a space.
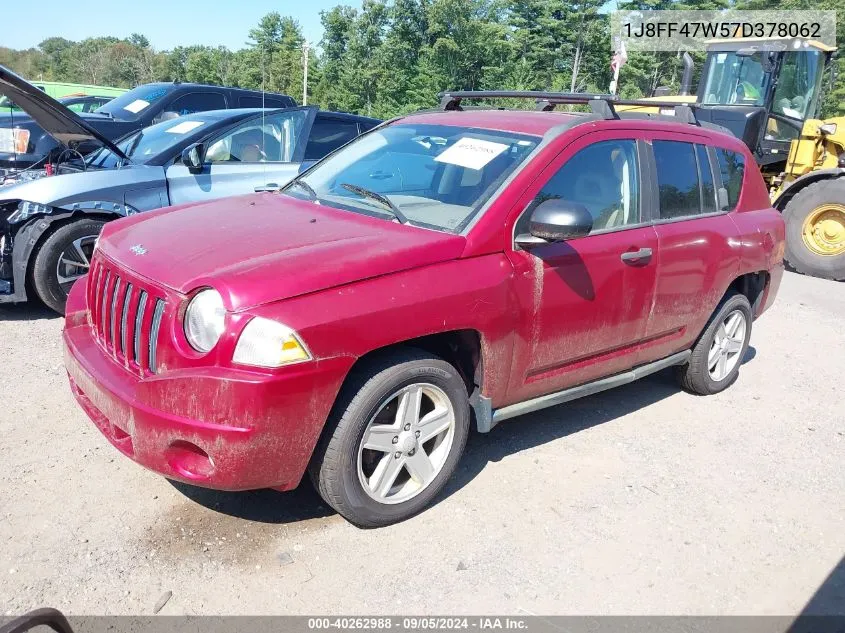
473, 350, 691, 432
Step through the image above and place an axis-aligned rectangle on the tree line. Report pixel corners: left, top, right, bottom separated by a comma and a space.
1, 0, 842, 119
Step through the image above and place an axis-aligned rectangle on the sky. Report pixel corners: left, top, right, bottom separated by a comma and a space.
3, 0, 363, 51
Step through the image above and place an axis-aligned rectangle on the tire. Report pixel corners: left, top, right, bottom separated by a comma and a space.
783, 178, 845, 281
676, 292, 752, 396
309, 348, 470, 528
32, 219, 105, 315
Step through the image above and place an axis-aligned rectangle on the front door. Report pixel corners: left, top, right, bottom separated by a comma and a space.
166, 107, 316, 205
505, 133, 659, 404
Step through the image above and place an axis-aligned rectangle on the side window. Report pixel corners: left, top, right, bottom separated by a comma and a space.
520, 139, 640, 234
696, 144, 717, 215
238, 95, 289, 108
653, 140, 702, 219
304, 118, 360, 161
154, 92, 226, 123
359, 120, 379, 133
715, 148, 745, 212
204, 109, 309, 164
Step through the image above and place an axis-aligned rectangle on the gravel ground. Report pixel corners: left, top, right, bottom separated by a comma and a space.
0, 271, 843, 616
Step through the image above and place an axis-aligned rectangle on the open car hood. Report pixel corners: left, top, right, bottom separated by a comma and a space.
0, 65, 128, 160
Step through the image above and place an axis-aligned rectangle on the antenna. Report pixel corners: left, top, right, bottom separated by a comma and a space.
302, 41, 309, 105
261, 52, 266, 184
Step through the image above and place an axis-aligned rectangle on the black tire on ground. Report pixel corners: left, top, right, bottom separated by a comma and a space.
783, 178, 845, 281
32, 219, 105, 315
675, 292, 753, 396
309, 348, 470, 528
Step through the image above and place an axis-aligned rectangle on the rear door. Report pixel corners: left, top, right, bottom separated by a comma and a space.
636, 135, 743, 365
165, 107, 316, 205
505, 131, 660, 404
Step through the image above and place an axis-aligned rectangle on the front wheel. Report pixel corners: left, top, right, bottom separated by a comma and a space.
310, 349, 470, 528
31, 219, 105, 314
783, 179, 845, 281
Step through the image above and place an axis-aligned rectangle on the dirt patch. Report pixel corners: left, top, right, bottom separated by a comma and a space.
139, 484, 343, 568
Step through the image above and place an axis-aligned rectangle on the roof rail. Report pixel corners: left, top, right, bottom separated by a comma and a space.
437, 90, 701, 126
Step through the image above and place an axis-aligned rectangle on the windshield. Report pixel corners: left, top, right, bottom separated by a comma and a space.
283, 123, 540, 233
95, 85, 171, 121
771, 50, 825, 121
702, 52, 771, 106
85, 116, 209, 168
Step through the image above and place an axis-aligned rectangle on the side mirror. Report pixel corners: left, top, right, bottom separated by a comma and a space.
516, 199, 593, 247
181, 143, 204, 173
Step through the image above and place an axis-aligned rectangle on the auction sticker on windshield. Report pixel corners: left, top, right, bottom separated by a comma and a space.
123, 99, 150, 114
166, 120, 204, 134
435, 137, 509, 170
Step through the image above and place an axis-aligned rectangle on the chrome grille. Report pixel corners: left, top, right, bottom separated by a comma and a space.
88, 258, 166, 375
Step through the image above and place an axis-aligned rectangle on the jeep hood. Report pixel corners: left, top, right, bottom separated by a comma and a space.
98, 193, 467, 311
0, 65, 128, 159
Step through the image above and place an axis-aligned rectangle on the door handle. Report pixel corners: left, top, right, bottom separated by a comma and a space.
620, 247, 653, 265
254, 183, 280, 193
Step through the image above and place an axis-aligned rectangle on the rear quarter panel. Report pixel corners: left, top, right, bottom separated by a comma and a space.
725, 134, 785, 317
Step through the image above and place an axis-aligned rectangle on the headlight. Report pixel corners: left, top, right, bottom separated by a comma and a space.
183, 288, 226, 353
0, 128, 30, 154
233, 317, 311, 367
7, 200, 52, 224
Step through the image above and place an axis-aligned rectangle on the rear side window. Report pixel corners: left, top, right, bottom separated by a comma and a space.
304, 118, 360, 160
653, 140, 702, 219
715, 148, 746, 211
238, 95, 290, 108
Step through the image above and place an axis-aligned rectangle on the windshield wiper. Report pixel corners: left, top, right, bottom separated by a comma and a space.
341, 183, 409, 224
287, 179, 317, 200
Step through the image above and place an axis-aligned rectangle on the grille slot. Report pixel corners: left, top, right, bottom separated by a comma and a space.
85, 259, 166, 376
149, 299, 165, 373
119, 284, 132, 357
134, 291, 148, 369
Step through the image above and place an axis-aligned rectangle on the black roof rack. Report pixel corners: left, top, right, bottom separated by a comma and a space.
437, 90, 701, 126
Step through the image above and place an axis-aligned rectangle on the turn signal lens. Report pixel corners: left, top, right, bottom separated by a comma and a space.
0, 128, 31, 153
233, 317, 311, 367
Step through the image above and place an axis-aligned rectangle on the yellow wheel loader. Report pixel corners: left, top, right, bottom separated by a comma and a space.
623, 38, 845, 280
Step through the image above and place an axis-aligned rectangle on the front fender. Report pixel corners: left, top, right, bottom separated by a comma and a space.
9, 210, 117, 302
773, 168, 845, 209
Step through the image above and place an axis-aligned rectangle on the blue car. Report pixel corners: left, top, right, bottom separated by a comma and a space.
0, 68, 380, 313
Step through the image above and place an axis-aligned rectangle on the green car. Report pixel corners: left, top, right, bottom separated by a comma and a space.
0, 80, 126, 112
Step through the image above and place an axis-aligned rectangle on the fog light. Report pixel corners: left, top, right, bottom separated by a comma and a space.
165, 440, 214, 480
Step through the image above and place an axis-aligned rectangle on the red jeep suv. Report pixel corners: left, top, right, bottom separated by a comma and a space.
63, 92, 785, 527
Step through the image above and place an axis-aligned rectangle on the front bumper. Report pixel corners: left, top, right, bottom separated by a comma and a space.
63, 281, 353, 491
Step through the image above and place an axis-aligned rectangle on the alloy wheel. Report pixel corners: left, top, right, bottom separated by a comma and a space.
357, 383, 456, 505
55, 235, 97, 293
707, 309, 746, 381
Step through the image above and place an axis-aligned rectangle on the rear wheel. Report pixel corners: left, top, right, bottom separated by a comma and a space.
676, 293, 752, 395
310, 349, 470, 528
783, 179, 845, 281
32, 219, 105, 314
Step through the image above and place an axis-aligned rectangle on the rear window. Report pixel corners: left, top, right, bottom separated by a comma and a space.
715, 148, 746, 211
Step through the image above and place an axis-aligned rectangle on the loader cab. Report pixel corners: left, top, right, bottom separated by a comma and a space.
696, 39, 833, 168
